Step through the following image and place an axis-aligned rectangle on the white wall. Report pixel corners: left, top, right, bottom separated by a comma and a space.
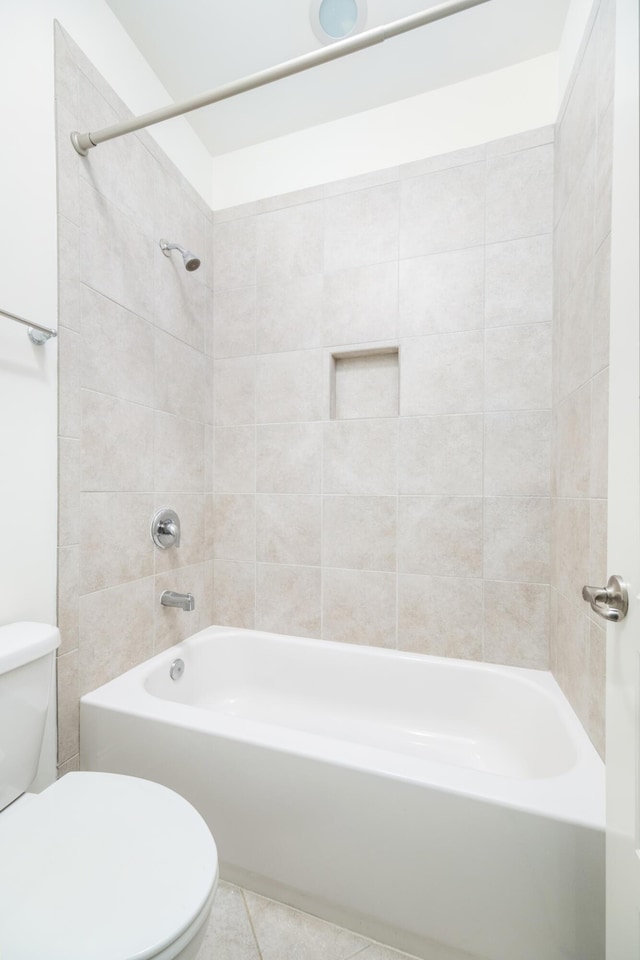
557, 0, 598, 102
0, 1, 210, 628
211, 52, 558, 209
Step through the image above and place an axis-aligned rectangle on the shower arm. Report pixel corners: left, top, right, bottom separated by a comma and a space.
71, 0, 491, 156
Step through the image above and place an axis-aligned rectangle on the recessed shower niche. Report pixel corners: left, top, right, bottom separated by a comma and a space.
330, 345, 399, 420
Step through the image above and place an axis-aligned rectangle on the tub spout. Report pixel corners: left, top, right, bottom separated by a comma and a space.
160, 590, 195, 612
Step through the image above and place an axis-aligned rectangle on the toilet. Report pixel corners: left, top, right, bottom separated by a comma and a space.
0, 622, 218, 960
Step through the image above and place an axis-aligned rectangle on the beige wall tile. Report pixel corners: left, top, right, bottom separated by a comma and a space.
214, 357, 256, 425
214, 426, 256, 494
334, 352, 399, 420
155, 561, 213, 650
398, 415, 482, 496
485, 234, 553, 329
213, 560, 255, 628
153, 493, 208, 573
399, 247, 484, 337
398, 497, 483, 578
58, 326, 81, 439
256, 423, 322, 494
58, 216, 81, 331
486, 145, 554, 243
56, 651, 79, 763
153, 242, 207, 352
323, 496, 396, 572
213, 217, 256, 289
213, 286, 256, 359
57, 756, 80, 777
255, 564, 321, 638
154, 412, 205, 493
484, 323, 551, 412
57, 546, 79, 655
553, 498, 590, 606
323, 261, 398, 346
77, 72, 156, 236
80, 492, 154, 594
323, 419, 397, 495
483, 581, 549, 669
59, 438, 80, 546
590, 367, 609, 498
592, 236, 611, 376
256, 202, 323, 283
399, 162, 485, 258
483, 498, 550, 583
397, 575, 483, 659
257, 495, 321, 566
554, 148, 596, 302
400, 331, 483, 416
82, 390, 153, 492
322, 569, 396, 648
78, 577, 155, 695
484, 411, 551, 497
553, 384, 591, 498
588, 619, 606, 759
555, 27, 597, 215
589, 498, 608, 600
324, 182, 399, 272
595, 97, 614, 249
256, 275, 323, 354
155, 329, 207, 422
80, 180, 153, 319
256, 350, 325, 423
554, 264, 593, 403
554, 592, 590, 728
213, 495, 256, 562
81, 287, 154, 405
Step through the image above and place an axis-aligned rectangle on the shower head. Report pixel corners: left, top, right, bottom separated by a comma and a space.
159, 239, 201, 272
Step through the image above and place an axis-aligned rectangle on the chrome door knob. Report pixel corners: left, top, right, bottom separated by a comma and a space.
582, 575, 629, 622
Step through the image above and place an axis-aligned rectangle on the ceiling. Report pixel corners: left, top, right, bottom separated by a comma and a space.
105, 0, 570, 156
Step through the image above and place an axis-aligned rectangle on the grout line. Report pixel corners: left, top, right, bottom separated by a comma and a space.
240, 888, 264, 960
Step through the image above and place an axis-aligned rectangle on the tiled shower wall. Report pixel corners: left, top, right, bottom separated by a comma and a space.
550, 0, 615, 759
55, 25, 214, 775
210, 128, 555, 668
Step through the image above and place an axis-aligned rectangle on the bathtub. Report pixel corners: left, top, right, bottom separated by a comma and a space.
80, 625, 604, 960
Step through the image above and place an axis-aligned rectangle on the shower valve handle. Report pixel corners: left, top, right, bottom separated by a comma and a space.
151, 508, 181, 549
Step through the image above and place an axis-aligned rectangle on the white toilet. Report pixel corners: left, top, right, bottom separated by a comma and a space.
0, 622, 218, 960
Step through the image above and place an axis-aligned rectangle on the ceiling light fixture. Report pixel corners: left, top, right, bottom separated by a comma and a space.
310, 0, 367, 44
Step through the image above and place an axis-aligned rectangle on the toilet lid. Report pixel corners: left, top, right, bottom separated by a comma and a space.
0, 772, 218, 960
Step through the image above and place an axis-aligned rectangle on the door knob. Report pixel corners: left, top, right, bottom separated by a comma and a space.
582, 574, 628, 622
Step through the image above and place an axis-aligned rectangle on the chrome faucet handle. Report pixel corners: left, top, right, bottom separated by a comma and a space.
151, 508, 181, 549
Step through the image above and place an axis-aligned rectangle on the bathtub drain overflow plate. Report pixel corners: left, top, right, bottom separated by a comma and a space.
170, 658, 185, 681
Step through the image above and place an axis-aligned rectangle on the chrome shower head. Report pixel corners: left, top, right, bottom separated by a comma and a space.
159, 239, 201, 272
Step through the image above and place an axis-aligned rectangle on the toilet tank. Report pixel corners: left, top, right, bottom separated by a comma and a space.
0, 623, 60, 811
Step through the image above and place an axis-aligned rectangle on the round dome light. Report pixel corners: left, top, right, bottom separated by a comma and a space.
310, 0, 367, 44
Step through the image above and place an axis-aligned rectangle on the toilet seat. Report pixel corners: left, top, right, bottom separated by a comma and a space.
0, 771, 218, 960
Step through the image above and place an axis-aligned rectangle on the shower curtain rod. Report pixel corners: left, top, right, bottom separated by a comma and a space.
71, 0, 491, 156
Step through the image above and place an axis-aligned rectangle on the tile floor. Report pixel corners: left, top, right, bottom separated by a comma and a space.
198, 881, 419, 960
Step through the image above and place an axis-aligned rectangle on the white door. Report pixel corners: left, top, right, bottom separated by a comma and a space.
605, 0, 640, 954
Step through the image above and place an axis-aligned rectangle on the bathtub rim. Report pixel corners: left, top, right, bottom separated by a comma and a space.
80, 624, 605, 833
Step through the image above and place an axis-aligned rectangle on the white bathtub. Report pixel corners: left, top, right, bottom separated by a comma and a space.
80, 625, 604, 960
